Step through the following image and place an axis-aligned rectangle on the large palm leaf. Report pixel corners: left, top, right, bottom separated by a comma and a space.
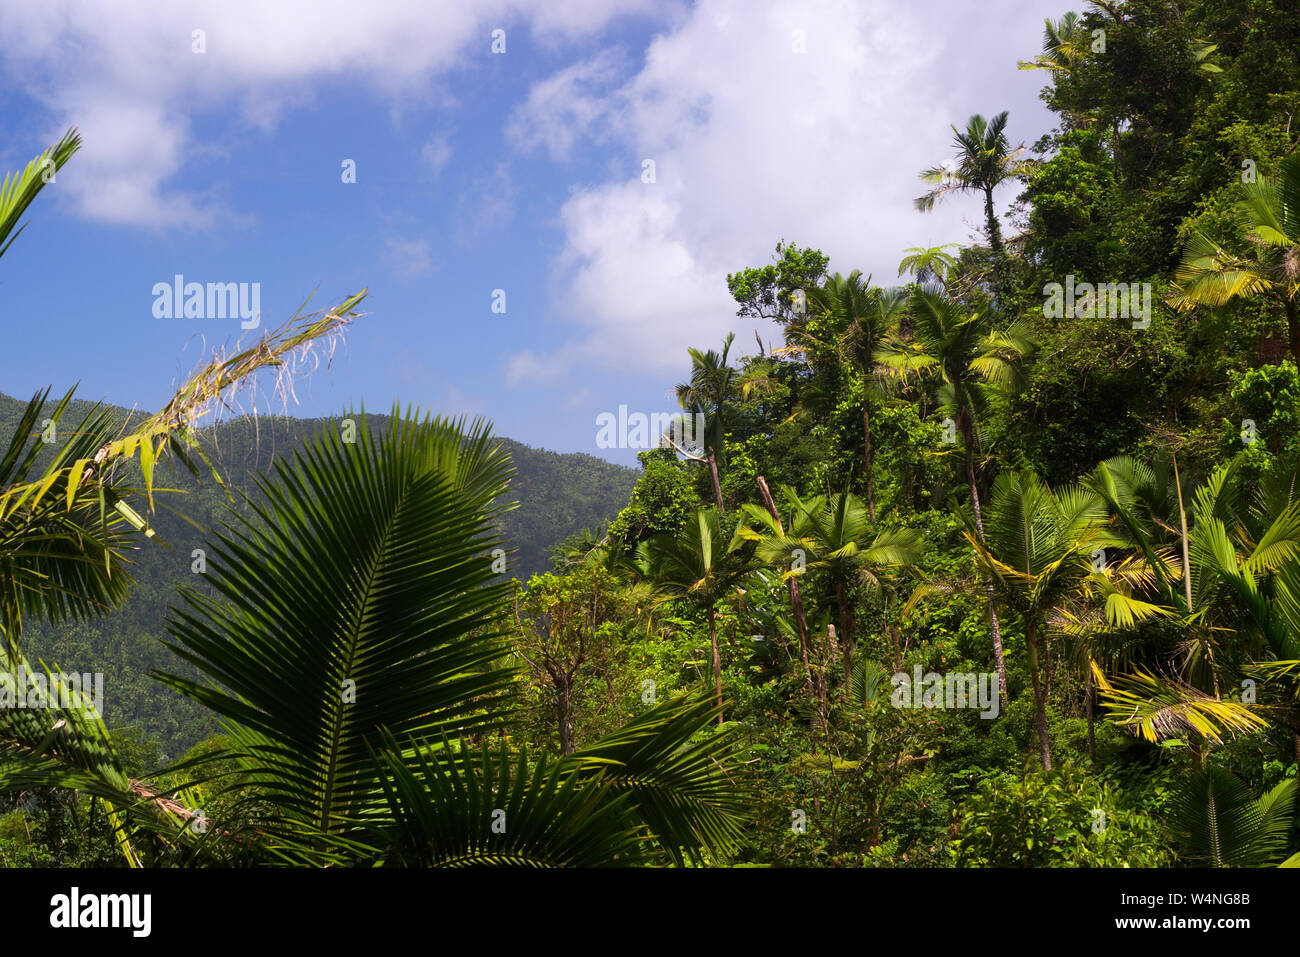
0, 388, 138, 658
560, 695, 747, 865
1170, 766, 1296, 867
156, 410, 518, 853
367, 732, 647, 867
1170, 154, 1300, 359
0, 128, 80, 259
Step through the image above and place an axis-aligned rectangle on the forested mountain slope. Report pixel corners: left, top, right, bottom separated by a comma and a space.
0, 392, 635, 759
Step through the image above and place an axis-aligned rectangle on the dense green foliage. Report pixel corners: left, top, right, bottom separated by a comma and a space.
0, 394, 635, 759
7, 0, 1300, 868
503, 0, 1300, 868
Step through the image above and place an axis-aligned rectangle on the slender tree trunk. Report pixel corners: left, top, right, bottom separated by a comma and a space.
1027, 618, 1051, 771
1286, 296, 1299, 367
557, 678, 575, 755
1086, 664, 1096, 763
709, 601, 723, 725
1173, 455, 1193, 613
965, 422, 1009, 708
836, 576, 854, 686
1171, 455, 1219, 694
706, 446, 725, 511
862, 401, 876, 520
983, 184, 1010, 304
757, 476, 820, 719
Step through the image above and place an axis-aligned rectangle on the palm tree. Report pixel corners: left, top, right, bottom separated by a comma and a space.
897, 245, 960, 286
801, 272, 904, 518
1170, 767, 1296, 867
737, 479, 822, 719
637, 507, 754, 725
674, 334, 738, 510
0, 306, 370, 864
0, 389, 134, 660
915, 112, 1029, 302
878, 286, 1033, 703
751, 488, 920, 686
1170, 154, 1300, 363
152, 412, 746, 864
966, 469, 1110, 770
1082, 455, 1300, 763
1016, 13, 1090, 76
1, 128, 80, 260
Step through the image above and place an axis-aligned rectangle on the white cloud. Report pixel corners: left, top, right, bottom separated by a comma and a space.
504, 0, 1069, 378
455, 163, 518, 244
504, 349, 574, 386
0, 0, 669, 227
421, 131, 453, 177
505, 46, 627, 160
385, 238, 435, 280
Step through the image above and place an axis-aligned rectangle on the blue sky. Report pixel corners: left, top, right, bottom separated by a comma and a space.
0, 0, 1069, 466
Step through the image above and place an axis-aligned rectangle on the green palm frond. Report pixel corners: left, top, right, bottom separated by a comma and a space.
369, 732, 646, 867
156, 409, 518, 852
0, 388, 142, 658
1171, 767, 1295, 867
1096, 667, 1269, 744
561, 695, 748, 865
0, 645, 202, 865
0, 128, 81, 259
639, 507, 752, 607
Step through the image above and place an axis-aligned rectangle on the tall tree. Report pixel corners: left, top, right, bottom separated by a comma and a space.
799, 272, 905, 519
898, 245, 961, 286
727, 239, 830, 326
638, 507, 754, 724
878, 287, 1033, 703
914, 112, 1029, 303
674, 334, 738, 510
514, 565, 621, 755
760, 488, 921, 686
1170, 154, 1300, 363
738, 478, 822, 720
967, 468, 1109, 770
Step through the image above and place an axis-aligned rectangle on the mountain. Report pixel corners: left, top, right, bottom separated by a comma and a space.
0, 391, 637, 759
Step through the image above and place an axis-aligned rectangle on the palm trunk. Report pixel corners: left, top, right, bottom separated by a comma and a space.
983, 185, 1010, 303
709, 601, 723, 726
707, 446, 725, 511
757, 476, 820, 718
965, 423, 1009, 708
1086, 664, 1096, 763
836, 575, 854, 686
1286, 296, 1299, 367
862, 401, 876, 520
1027, 617, 1051, 771
556, 678, 575, 755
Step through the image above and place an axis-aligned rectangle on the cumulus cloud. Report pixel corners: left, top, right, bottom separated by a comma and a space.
503, 0, 1068, 378
0, 0, 670, 227
505, 46, 628, 160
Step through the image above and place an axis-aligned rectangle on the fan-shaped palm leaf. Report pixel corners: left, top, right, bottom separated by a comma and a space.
156, 409, 517, 853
